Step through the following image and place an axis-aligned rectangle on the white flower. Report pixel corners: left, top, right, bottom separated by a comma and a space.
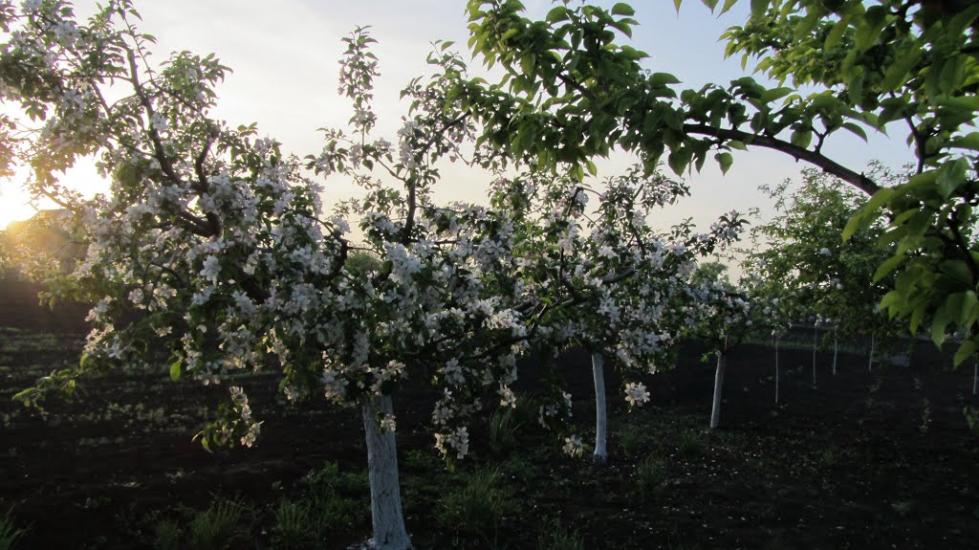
149, 112, 168, 132
562, 434, 584, 458
200, 256, 221, 282
379, 413, 397, 433
624, 382, 650, 408
434, 426, 470, 459
498, 385, 517, 409
128, 288, 145, 306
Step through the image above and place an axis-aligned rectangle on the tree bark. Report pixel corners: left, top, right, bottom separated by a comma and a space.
832, 328, 838, 376
812, 325, 818, 387
868, 333, 875, 373
710, 351, 726, 429
591, 352, 608, 464
774, 335, 780, 404
362, 395, 411, 550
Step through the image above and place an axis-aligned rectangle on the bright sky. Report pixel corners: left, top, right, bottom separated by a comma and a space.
0, 0, 914, 233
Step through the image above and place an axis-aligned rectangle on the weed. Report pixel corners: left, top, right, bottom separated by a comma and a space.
617, 423, 647, 458
152, 519, 182, 550
188, 499, 245, 550
436, 468, 518, 546
500, 454, 537, 483
0, 512, 25, 550
677, 428, 705, 459
488, 408, 522, 455
271, 500, 314, 549
635, 455, 668, 501
303, 462, 369, 532
537, 518, 584, 550
403, 448, 438, 471
818, 447, 838, 469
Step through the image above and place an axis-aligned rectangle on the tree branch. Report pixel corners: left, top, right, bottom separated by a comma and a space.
683, 123, 881, 196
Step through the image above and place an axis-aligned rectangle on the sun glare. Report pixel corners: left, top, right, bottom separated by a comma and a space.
0, 177, 40, 231
0, 158, 108, 231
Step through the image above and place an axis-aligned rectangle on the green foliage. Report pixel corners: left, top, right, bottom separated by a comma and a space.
302, 462, 369, 533
677, 428, 706, 459
151, 519, 182, 550
187, 499, 246, 550
616, 422, 649, 458
634, 455, 668, 501
435, 468, 518, 545
744, 167, 899, 340
454, 0, 979, 370
0, 512, 25, 550
537, 518, 585, 550
488, 407, 523, 455
271, 500, 315, 550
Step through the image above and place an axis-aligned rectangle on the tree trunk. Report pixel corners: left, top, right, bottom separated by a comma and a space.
774, 335, 780, 404
812, 325, 818, 387
868, 333, 875, 373
710, 351, 726, 429
591, 352, 608, 464
832, 328, 838, 376
362, 395, 411, 550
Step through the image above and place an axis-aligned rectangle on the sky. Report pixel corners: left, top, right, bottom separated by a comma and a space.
0, 0, 914, 234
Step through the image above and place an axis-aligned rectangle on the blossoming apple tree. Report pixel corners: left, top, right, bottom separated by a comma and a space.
488, 164, 746, 462
0, 4, 542, 547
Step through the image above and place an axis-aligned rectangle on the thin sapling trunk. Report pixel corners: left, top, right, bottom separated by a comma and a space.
832, 328, 838, 376
774, 335, 780, 404
710, 350, 726, 429
362, 395, 411, 550
591, 352, 608, 464
868, 333, 875, 373
812, 325, 818, 387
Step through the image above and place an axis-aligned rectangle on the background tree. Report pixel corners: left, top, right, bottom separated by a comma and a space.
744, 167, 900, 378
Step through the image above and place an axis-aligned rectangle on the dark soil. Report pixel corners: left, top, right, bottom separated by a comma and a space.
1, 316, 978, 548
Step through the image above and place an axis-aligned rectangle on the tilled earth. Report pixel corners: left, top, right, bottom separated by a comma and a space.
1, 321, 978, 549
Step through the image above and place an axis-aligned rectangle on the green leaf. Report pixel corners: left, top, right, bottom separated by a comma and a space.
824, 18, 848, 51
842, 122, 868, 142
951, 132, 979, 150
673, 0, 683, 13
750, 0, 769, 19
169, 358, 182, 381
790, 128, 812, 149
931, 303, 951, 347
546, 6, 568, 22
873, 254, 906, 283
611, 2, 635, 16
650, 72, 680, 86
954, 339, 977, 368
960, 290, 978, 327
715, 152, 733, 175
881, 44, 921, 91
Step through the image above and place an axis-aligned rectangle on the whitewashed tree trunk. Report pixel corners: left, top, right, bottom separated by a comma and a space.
710, 351, 726, 429
832, 328, 838, 376
774, 335, 780, 404
812, 325, 818, 387
868, 333, 875, 373
591, 352, 608, 464
362, 395, 411, 550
